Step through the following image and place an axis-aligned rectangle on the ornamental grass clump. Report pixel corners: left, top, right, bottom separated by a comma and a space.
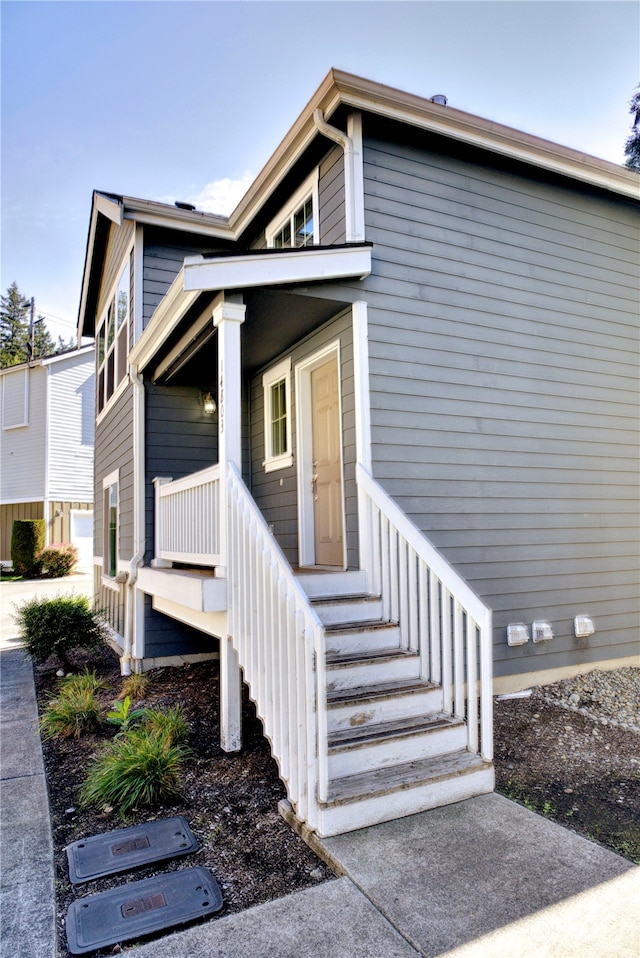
118, 673, 150, 701
143, 705, 189, 746
39, 672, 105, 740
16, 593, 108, 669
80, 726, 191, 816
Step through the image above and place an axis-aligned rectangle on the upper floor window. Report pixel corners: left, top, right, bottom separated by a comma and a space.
262, 357, 293, 472
97, 256, 130, 415
266, 171, 319, 249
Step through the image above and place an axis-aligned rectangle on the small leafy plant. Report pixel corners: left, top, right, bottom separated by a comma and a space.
80, 727, 190, 816
16, 594, 108, 669
39, 672, 104, 740
106, 696, 147, 733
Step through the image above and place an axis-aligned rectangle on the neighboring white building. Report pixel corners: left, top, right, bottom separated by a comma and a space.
0, 346, 95, 566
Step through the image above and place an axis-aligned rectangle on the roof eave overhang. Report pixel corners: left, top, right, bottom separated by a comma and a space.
183, 244, 372, 292
228, 70, 638, 238
77, 192, 234, 342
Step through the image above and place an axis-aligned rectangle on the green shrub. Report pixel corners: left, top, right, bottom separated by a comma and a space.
39, 543, 78, 578
11, 519, 45, 577
16, 593, 108, 669
144, 705, 189, 746
80, 727, 190, 815
39, 674, 103, 740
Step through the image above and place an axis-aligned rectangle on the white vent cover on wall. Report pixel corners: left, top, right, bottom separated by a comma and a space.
532, 621, 553, 643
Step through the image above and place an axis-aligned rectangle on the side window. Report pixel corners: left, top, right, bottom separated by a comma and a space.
266, 171, 319, 249
262, 357, 293, 472
103, 471, 119, 579
97, 256, 130, 414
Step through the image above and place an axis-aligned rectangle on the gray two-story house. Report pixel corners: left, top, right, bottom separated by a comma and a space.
78, 70, 639, 837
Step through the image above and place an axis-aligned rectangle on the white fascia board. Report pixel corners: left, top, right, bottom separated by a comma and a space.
332, 73, 639, 201
128, 270, 200, 371
183, 245, 372, 292
95, 192, 124, 225
41, 345, 94, 368
122, 201, 232, 240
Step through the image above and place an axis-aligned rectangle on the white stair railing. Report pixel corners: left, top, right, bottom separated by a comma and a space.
226, 462, 327, 828
153, 465, 222, 566
356, 464, 493, 762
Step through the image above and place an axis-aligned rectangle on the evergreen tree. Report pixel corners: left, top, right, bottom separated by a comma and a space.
0, 282, 56, 368
624, 85, 640, 172
0, 282, 30, 367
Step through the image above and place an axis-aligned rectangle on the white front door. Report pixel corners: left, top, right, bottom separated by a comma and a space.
296, 344, 345, 568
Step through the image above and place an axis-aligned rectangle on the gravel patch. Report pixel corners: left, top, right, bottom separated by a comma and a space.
538, 667, 640, 732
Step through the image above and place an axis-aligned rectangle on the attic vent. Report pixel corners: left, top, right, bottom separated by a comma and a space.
175, 201, 196, 211
430, 94, 448, 106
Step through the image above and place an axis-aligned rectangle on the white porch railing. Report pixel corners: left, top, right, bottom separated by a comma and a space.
153, 465, 222, 566
226, 462, 327, 829
356, 463, 493, 762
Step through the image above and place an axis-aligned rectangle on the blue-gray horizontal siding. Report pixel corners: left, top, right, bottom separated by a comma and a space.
250, 309, 357, 568
362, 133, 639, 678
143, 232, 233, 327
319, 146, 346, 245
143, 383, 219, 657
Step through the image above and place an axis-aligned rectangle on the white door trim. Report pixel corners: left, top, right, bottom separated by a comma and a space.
295, 341, 346, 569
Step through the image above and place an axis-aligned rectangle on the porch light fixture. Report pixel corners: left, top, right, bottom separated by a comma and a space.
201, 391, 216, 415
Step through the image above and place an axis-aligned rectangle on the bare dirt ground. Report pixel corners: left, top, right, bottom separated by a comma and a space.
35, 645, 639, 957
493, 676, 640, 864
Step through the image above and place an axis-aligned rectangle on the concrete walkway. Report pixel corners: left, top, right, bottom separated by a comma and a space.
1, 575, 638, 957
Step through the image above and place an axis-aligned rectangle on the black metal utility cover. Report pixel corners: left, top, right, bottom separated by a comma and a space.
66, 866, 223, 955
66, 816, 199, 884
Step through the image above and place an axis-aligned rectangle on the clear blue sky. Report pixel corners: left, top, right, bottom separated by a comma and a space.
1, 1, 638, 342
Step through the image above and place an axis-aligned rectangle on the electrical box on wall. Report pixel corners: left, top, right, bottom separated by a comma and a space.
507, 623, 529, 646
532, 621, 553, 643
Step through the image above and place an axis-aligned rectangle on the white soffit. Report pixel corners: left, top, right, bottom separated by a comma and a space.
183, 245, 372, 292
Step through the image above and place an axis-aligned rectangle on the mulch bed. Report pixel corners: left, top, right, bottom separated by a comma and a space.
34, 644, 332, 957
35, 645, 639, 956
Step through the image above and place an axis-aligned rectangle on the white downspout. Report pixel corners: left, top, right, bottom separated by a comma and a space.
120, 361, 145, 676
312, 109, 365, 243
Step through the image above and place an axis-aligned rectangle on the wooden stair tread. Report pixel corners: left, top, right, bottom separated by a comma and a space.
325, 647, 416, 668
310, 592, 381, 605
324, 619, 398, 635
325, 749, 490, 805
328, 712, 463, 749
327, 677, 437, 706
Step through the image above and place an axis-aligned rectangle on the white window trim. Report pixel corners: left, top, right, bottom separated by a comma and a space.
96, 245, 133, 419
2, 367, 29, 430
266, 170, 320, 248
262, 356, 293, 472
101, 469, 119, 588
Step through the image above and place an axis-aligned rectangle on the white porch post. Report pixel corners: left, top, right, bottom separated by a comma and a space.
213, 295, 245, 752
